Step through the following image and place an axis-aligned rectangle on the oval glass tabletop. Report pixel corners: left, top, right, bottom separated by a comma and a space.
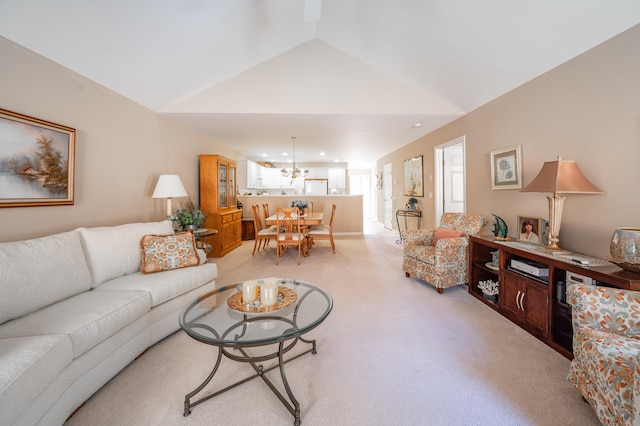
179, 278, 333, 346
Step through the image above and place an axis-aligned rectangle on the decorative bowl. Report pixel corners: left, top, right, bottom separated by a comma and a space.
610, 228, 640, 273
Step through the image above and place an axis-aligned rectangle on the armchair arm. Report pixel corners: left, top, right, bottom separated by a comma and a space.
567, 283, 640, 337
401, 229, 435, 247
433, 236, 468, 262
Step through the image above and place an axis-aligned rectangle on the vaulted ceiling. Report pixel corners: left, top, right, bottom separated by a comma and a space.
1, 1, 639, 164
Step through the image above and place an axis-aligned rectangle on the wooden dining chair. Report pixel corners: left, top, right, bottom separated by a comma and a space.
251, 204, 277, 255
307, 202, 336, 253
276, 207, 307, 265
261, 202, 276, 247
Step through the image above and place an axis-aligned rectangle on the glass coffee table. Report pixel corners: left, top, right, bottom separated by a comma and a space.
179, 278, 333, 425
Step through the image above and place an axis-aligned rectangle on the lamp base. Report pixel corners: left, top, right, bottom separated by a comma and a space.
536, 245, 571, 255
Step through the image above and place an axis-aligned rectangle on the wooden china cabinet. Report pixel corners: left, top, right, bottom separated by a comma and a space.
199, 155, 242, 257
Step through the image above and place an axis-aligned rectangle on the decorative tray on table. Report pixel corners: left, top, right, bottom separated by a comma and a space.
227, 286, 297, 314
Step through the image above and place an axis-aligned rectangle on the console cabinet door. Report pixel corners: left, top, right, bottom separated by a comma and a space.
523, 282, 549, 337
501, 271, 549, 338
501, 272, 523, 319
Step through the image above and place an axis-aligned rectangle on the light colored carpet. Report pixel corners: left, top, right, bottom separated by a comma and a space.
65, 235, 599, 426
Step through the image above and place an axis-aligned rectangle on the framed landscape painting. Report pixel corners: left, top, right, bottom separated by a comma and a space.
404, 155, 423, 197
0, 108, 75, 207
490, 145, 522, 190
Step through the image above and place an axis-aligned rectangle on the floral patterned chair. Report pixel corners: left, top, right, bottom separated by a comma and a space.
402, 212, 485, 293
567, 283, 640, 425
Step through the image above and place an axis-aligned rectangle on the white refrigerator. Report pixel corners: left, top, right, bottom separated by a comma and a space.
304, 178, 328, 195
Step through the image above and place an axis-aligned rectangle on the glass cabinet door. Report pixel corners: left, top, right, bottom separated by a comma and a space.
219, 163, 228, 209
229, 165, 236, 206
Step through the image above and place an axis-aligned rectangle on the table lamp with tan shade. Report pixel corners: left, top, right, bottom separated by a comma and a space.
521, 156, 604, 253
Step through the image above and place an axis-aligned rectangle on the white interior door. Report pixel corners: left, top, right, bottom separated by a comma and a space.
383, 163, 393, 229
434, 137, 466, 225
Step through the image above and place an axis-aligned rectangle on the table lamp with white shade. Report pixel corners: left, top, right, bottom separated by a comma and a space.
152, 174, 188, 217
520, 156, 604, 253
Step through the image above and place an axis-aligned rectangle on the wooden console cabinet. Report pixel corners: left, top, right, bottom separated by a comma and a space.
199, 155, 241, 257
469, 235, 640, 358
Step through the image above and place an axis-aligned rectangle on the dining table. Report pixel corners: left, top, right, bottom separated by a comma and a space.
265, 212, 324, 255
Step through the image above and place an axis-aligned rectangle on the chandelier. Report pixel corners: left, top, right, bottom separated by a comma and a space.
281, 136, 309, 182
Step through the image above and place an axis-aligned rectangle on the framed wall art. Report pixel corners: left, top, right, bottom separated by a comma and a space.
517, 216, 548, 246
403, 155, 423, 197
490, 145, 522, 190
0, 108, 75, 207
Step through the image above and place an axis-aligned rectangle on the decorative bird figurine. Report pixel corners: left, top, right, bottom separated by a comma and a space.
491, 212, 510, 240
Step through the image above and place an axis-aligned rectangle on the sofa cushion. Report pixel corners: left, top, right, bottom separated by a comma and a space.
0, 230, 92, 325
431, 228, 463, 246
0, 290, 151, 358
0, 335, 73, 425
79, 221, 174, 287
140, 232, 200, 274
96, 262, 218, 307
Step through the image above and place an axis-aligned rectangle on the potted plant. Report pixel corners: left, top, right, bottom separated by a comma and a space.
290, 199, 310, 215
406, 197, 418, 210
170, 195, 206, 231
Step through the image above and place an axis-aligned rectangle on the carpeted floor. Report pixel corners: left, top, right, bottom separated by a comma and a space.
65, 233, 599, 426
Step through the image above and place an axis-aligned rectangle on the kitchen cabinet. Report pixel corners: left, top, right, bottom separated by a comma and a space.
328, 167, 346, 191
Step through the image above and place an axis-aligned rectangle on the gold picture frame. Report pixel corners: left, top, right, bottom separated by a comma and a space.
403, 155, 423, 197
0, 108, 75, 207
490, 145, 522, 190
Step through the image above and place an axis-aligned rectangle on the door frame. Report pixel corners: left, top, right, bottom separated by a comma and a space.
383, 162, 393, 229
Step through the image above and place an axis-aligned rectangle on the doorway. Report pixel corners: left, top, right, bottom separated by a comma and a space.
349, 173, 373, 218
434, 136, 466, 225
383, 163, 393, 229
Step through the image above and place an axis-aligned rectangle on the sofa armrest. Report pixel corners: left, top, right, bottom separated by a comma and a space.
402, 229, 435, 247
567, 283, 640, 337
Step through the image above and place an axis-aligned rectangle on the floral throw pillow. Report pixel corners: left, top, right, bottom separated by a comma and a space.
140, 232, 200, 274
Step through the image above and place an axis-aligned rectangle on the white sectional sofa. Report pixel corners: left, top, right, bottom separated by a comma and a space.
0, 220, 218, 425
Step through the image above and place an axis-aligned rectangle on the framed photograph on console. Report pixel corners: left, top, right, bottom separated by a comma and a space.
517, 216, 546, 245
490, 145, 522, 190
0, 108, 75, 207
403, 155, 423, 197
540, 219, 550, 247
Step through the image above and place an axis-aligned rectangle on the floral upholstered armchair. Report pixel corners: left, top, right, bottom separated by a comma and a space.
567, 283, 640, 425
402, 212, 485, 294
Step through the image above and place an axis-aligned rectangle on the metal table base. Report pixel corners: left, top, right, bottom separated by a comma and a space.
183, 333, 317, 426
396, 209, 422, 243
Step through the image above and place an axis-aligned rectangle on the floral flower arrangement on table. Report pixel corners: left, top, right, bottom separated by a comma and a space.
169, 195, 207, 230
290, 200, 310, 210
478, 279, 499, 296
